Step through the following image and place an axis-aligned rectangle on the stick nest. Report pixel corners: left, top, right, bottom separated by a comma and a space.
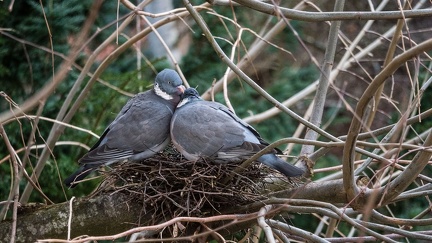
94, 145, 300, 224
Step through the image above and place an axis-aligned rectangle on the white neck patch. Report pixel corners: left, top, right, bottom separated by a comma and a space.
154, 84, 173, 100
177, 97, 190, 108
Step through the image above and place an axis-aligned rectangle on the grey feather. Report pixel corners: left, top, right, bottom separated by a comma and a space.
64, 69, 185, 188
171, 88, 303, 177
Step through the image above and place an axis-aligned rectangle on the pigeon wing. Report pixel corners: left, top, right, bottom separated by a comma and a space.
79, 92, 174, 165
172, 101, 266, 161
207, 101, 283, 154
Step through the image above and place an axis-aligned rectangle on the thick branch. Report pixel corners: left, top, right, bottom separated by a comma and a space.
0, 193, 148, 242
300, 0, 344, 171
269, 177, 351, 204
232, 0, 432, 22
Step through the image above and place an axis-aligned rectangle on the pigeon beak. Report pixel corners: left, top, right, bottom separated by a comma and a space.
177, 85, 186, 95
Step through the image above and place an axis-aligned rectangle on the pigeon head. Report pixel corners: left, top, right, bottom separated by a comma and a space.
182, 88, 201, 100
154, 69, 185, 101
177, 88, 202, 108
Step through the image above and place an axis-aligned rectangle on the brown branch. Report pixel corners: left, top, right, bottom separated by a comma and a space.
0, 0, 102, 123
378, 129, 432, 204
371, 209, 432, 227
240, 199, 398, 242
300, 0, 345, 173
0, 193, 147, 242
343, 38, 432, 207
232, 0, 432, 21
19, 0, 105, 203
183, 0, 336, 143
0, 124, 20, 243
269, 177, 351, 204
39, 213, 258, 243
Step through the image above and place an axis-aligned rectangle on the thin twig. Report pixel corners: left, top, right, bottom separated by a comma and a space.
0, 124, 20, 243
67, 197, 75, 240
19, 0, 105, 203
257, 205, 276, 243
39, 213, 257, 243
125, 0, 191, 88
343, 38, 432, 204
268, 219, 330, 243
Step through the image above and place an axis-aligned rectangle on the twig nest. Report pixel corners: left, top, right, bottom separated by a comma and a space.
95, 145, 299, 222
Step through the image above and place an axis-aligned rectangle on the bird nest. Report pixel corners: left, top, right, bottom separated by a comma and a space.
94, 145, 300, 225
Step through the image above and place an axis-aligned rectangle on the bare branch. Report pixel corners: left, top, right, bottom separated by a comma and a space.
300, 0, 345, 173
379, 129, 432, 204
257, 205, 276, 243
19, 0, 105, 203
233, 0, 432, 21
343, 38, 432, 205
0, 124, 20, 243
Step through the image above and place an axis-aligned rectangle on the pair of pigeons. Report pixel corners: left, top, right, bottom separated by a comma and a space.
64, 69, 303, 188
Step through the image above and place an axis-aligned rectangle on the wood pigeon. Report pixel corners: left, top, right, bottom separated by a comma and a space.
170, 88, 304, 178
64, 69, 185, 188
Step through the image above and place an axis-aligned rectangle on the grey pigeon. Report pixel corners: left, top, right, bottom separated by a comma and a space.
170, 88, 303, 178
64, 69, 185, 187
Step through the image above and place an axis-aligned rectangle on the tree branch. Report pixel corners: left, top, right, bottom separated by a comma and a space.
0, 0, 103, 124
300, 0, 345, 173
343, 38, 432, 206
183, 0, 336, 143
378, 129, 432, 204
232, 0, 432, 21
0, 193, 147, 242
19, 0, 105, 203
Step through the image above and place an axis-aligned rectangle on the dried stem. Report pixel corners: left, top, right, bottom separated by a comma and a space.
300, 0, 345, 172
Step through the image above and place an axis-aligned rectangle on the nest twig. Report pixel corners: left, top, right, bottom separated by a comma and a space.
94, 145, 299, 227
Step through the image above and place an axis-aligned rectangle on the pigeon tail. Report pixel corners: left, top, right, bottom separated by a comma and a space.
257, 154, 304, 177
64, 165, 97, 188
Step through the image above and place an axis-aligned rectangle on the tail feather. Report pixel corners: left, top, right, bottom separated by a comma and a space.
257, 154, 303, 177
64, 166, 97, 188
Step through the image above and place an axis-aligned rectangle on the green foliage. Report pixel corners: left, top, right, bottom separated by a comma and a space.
0, 162, 12, 200
0, 0, 90, 105
1, 0, 90, 202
